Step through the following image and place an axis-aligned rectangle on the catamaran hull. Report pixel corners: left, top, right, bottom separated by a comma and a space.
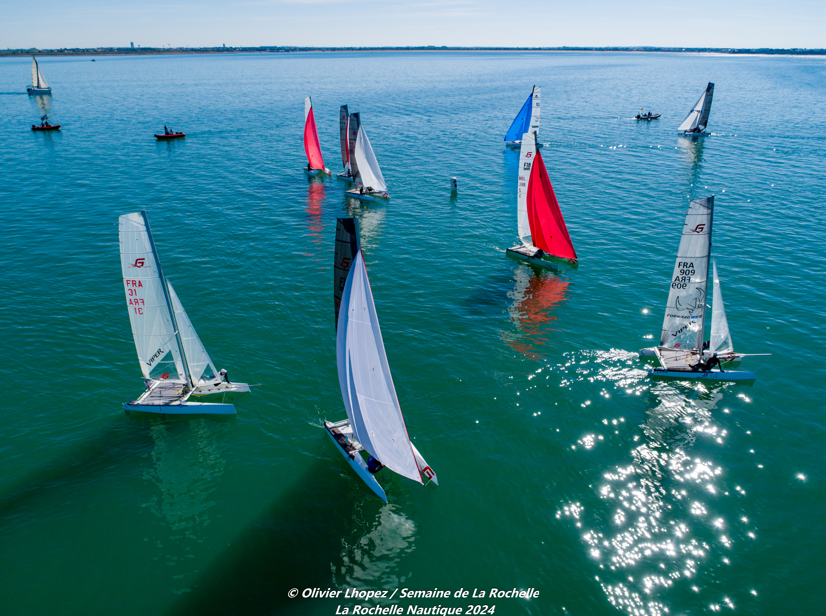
679, 131, 709, 137
506, 246, 558, 270
337, 173, 355, 182
345, 189, 389, 202
647, 367, 755, 382
190, 381, 251, 402
304, 168, 331, 178
324, 420, 387, 502
639, 347, 744, 364
123, 401, 237, 414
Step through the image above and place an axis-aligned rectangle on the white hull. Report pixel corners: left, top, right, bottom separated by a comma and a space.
190, 381, 251, 398
123, 401, 236, 414
647, 367, 756, 382
506, 245, 558, 270
345, 189, 389, 202
324, 419, 387, 502
304, 167, 330, 178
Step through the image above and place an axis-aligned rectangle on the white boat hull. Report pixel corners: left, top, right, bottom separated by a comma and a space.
123, 401, 237, 414
647, 367, 756, 382
304, 167, 330, 178
506, 245, 558, 270
324, 420, 387, 502
191, 381, 251, 397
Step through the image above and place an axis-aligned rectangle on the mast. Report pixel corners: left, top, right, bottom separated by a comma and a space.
141, 210, 193, 388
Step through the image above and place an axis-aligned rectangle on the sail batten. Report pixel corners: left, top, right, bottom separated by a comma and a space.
659, 197, 714, 351
303, 97, 325, 170
353, 125, 387, 192
119, 212, 187, 383
336, 251, 421, 484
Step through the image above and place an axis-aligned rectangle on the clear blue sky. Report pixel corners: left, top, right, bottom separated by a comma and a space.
2, 0, 824, 49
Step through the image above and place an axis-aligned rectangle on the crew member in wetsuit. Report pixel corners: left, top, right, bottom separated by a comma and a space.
696, 353, 724, 372
219, 368, 232, 384
366, 456, 384, 474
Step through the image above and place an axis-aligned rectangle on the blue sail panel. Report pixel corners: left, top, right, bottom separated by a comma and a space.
504, 92, 533, 142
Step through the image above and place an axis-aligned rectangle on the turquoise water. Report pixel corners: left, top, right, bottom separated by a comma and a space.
0, 51, 824, 616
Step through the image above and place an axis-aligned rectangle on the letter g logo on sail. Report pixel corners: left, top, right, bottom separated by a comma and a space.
691, 224, 706, 233
130, 258, 145, 268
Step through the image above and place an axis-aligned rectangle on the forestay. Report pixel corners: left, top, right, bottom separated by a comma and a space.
336, 251, 422, 484
525, 136, 577, 261
168, 281, 218, 385
339, 105, 351, 171
678, 83, 714, 132
119, 212, 186, 382
303, 97, 325, 170
709, 258, 733, 354
659, 196, 713, 351
505, 86, 540, 142
334, 218, 360, 328
353, 125, 387, 192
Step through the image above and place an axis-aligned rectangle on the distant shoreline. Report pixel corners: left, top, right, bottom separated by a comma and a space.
2, 46, 824, 58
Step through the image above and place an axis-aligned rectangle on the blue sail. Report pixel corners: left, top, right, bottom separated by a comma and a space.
504, 91, 533, 142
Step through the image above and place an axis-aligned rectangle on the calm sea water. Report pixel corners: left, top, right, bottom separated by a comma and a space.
0, 51, 824, 616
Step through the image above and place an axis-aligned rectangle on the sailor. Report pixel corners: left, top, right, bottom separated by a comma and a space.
366, 456, 384, 474
702, 340, 710, 350
695, 353, 724, 372
164, 125, 169, 135
219, 368, 232, 384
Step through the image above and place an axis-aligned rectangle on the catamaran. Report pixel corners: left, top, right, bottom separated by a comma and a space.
27, 57, 51, 95
344, 122, 389, 201
304, 97, 331, 177
324, 218, 437, 502
506, 131, 577, 268
119, 211, 250, 414
678, 83, 714, 136
504, 86, 540, 146
646, 196, 760, 381
337, 105, 357, 182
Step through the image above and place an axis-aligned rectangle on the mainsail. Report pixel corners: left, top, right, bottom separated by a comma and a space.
353, 125, 387, 192
336, 251, 422, 484
339, 105, 350, 172
303, 97, 325, 170
709, 258, 733, 354
168, 281, 218, 385
119, 212, 188, 383
517, 131, 577, 260
334, 218, 360, 327
659, 196, 714, 351
505, 86, 540, 142
348, 112, 361, 179
678, 83, 714, 133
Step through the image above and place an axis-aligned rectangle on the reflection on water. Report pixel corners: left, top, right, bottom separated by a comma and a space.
31, 94, 52, 117
556, 353, 754, 616
334, 502, 417, 591
305, 181, 326, 247
345, 201, 386, 253
504, 266, 569, 358
677, 137, 706, 199
142, 418, 227, 590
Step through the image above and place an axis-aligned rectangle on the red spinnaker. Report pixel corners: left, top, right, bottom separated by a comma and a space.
526, 149, 577, 261
304, 106, 325, 170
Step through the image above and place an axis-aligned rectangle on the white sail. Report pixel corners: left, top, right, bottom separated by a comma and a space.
168, 281, 218, 385
304, 96, 311, 122
659, 196, 713, 352
516, 131, 537, 246
678, 83, 714, 132
529, 86, 540, 135
119, 212, 187, 382
336, 251, 421, 484
37, 65, 48, 89
31, 58, 38, 87
709, 258, 733, 354
353, 125, 387, 193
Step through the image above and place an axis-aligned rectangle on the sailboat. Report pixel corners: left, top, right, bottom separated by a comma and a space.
337, 105, 357, 182
119, 211, 250, 414
27, 57, 51, 95
344, 122, 389, 201
647, 197, 759, 381
678, 83, 714, 136
303, 97, 331, 177
504, 86, 540, 146
324, 218, 437, 502
506, 131, 577, 268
